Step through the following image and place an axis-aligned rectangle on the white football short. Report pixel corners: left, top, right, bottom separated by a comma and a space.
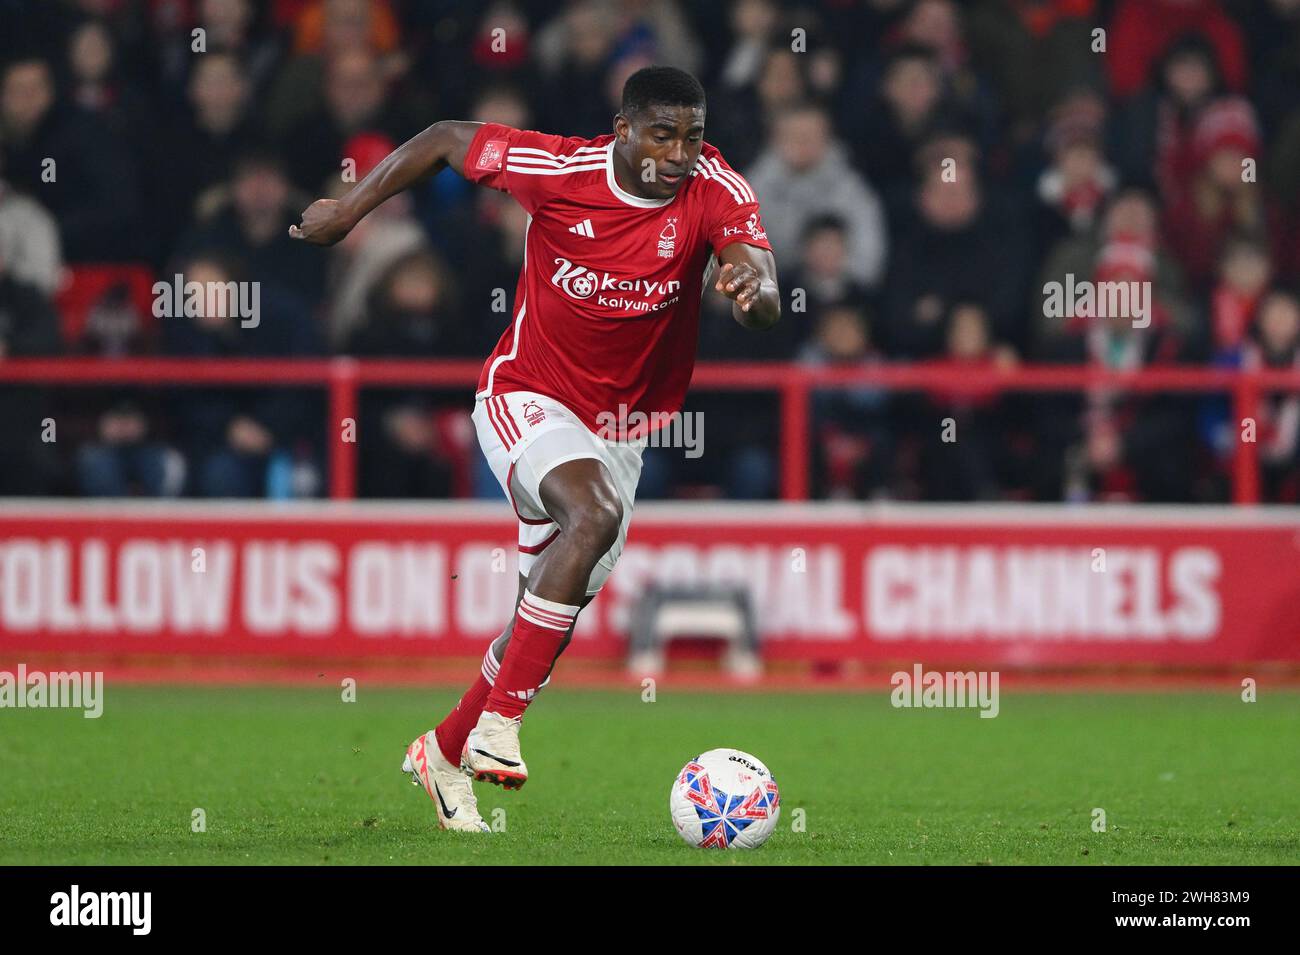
472, 391, 644, 596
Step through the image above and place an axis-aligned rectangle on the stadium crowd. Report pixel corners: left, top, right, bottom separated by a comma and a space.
1, 0, 1299, 503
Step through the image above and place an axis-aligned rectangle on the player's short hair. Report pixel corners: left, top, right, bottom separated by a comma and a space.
620, 66, 705, 121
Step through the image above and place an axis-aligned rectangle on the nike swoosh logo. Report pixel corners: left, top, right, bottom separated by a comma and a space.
433, 781, 457, 818
473, 748, 521, 768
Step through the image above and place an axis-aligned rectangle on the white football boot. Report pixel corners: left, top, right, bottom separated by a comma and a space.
462, 711, 529, 790
402, 731, 490, 832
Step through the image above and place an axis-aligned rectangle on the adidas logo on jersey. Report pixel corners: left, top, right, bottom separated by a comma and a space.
567, 219, 596, 238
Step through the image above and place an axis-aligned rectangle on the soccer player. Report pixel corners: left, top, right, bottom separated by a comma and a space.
291, 66, 780, 832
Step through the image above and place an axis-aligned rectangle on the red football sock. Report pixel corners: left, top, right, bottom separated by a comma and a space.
433, 646, 498, 765
485, 590, 579, 719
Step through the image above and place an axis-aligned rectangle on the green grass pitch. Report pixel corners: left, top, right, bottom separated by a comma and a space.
1, 685, 1296, 865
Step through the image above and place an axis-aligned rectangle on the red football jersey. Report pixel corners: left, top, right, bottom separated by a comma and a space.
462, 122, 772, 437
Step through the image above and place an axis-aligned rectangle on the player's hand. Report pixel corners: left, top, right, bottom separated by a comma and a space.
289, 199, 353, 246
714, 261, 762, 312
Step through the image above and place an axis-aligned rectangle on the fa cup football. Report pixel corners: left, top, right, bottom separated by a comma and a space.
669, 748, 780, 849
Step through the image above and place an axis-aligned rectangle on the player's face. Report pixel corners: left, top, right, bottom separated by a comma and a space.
620, 105, 705, 199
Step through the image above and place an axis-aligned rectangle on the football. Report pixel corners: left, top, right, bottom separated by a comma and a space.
669, 748, 781, 849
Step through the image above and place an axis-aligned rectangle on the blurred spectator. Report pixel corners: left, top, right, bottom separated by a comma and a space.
322, 133, 430, 349
698, 209, 835, 365
1, 55, 144, 261
800, 303, 893, 499
1199, 279, 1300, 492
467, 2, 535, 80
1244, 290, 1300, 500
1162, 96, 1265, 290
885, 132, 1028, 357
161, 251, 323, 497
1242, 0, 1300, 133
156, 51, 256, 255
774, 214, 870, 359
913, 302, 1015, 500
76, 402, 186, 497
346, 249, 462, 357
1034, 88, 1116, 247
65, 18, 153, 147
291, 0, 402, 57
1037, 256, 1200, 502
265, 0, 407, 140
711, 46, 810, 173
790, 214, 872, 312
1209, 235, 1272, 361
1113, 30, 1227, 192
347, 250, 464, 498
153, 0, 282, 98
447, 189, 528, 357
1267, 108, 1300, 285
179, 150, 327, 307
65, 260, 182, 498
610, 0, 704, 76
638, 390, 780, 502
1106, 0, 1247, 100
61, 266, 158, 358
402, 2, 532, 124
0, 238, 62, 495
849, 44, 946, 217
900, 0, 971, 78
279, 47, 411, 193
1035, 188, 1197, 357
716, 0, 781, 92
418, 83, 533, 245
746, 103, 888, 288
891, 0, 1003, 153
964, 0, 1101, 127
196, 0, 284, 92
709, 3, 836, 170
0, 152, 62, 296
535, 1, 622, 136
533, 0, 703, 81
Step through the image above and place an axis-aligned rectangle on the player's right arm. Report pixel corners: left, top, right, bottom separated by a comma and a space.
289, 120, 483, 246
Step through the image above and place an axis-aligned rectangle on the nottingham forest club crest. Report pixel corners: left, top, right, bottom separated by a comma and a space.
521, 400, 546, 427
657, 217, 677, 259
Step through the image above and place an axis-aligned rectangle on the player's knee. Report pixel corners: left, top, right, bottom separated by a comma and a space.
567, 493, 623, 555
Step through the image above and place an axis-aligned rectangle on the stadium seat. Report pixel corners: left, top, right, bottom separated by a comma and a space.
55, 263, 158, 350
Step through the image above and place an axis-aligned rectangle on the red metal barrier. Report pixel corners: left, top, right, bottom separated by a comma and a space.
3, 358, 1299, 503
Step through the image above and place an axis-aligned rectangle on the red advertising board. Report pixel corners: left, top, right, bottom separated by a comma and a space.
0, 502, 1297, 665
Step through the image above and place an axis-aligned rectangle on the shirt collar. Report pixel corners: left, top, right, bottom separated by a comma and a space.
605, 141, 677, 209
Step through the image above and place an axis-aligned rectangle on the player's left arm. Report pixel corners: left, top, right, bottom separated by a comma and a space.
714, 242, 780, 330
